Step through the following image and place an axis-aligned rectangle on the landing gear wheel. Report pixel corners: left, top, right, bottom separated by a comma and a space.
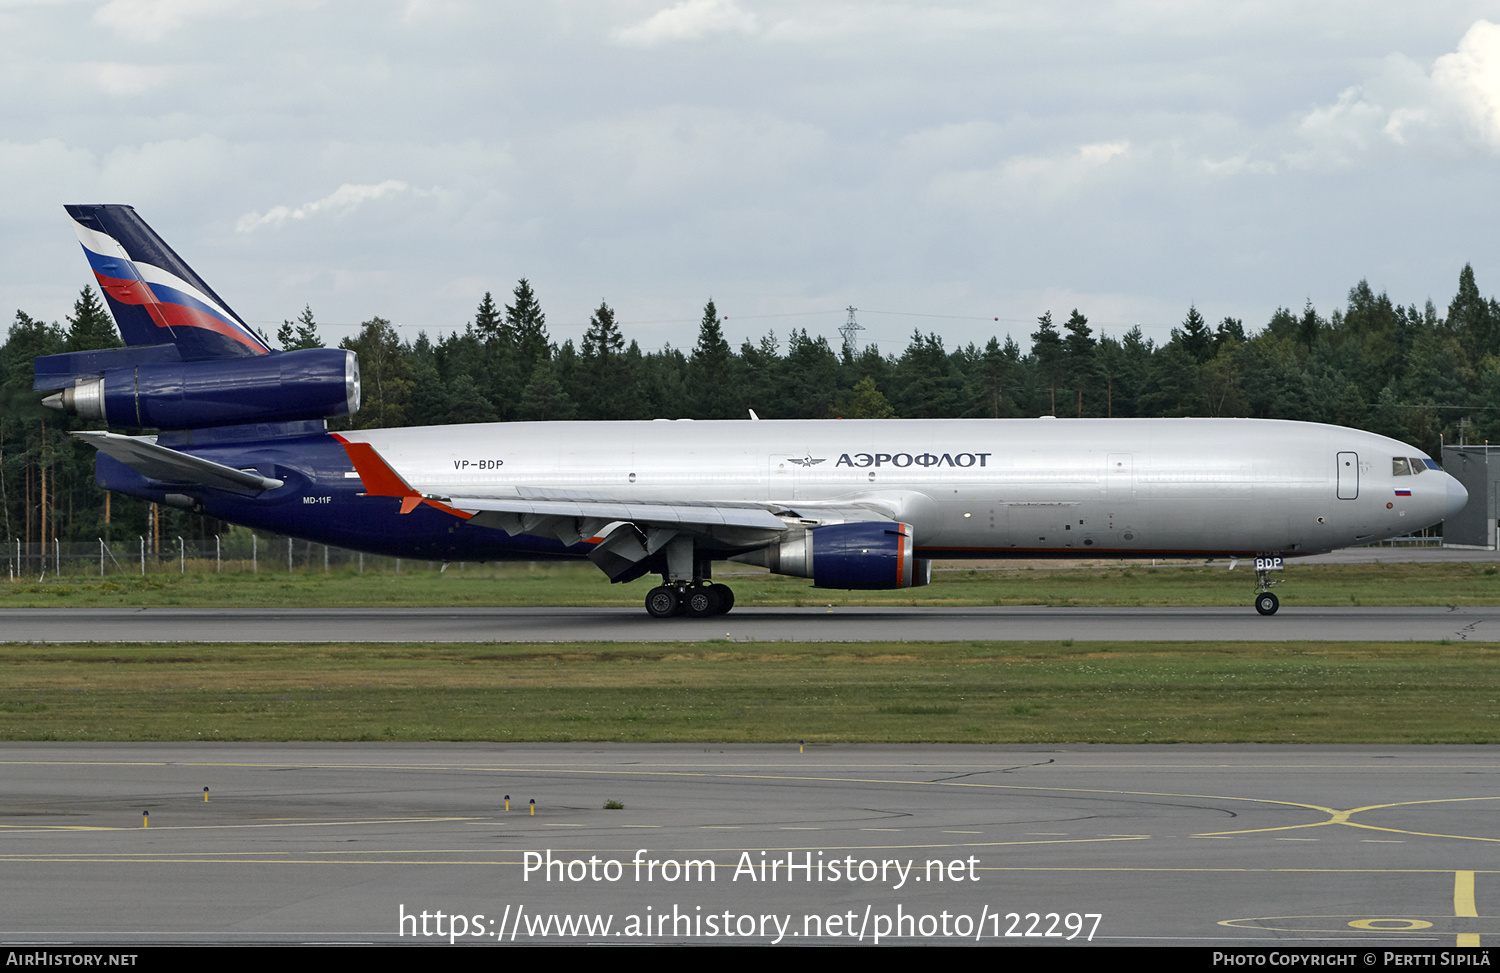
1255, 591, 1279, 616
686, 586, 719, 618
716, 585, 735, 616
645, 585, 680, 619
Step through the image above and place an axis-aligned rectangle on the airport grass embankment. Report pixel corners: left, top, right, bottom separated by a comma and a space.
1, 640, 1497, 745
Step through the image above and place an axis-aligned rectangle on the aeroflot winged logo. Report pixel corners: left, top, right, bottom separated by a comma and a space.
836, 451, 994, 468
784, 451, 995, 468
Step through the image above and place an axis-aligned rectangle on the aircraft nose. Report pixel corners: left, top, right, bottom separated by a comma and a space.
1443, 473, 1469, 519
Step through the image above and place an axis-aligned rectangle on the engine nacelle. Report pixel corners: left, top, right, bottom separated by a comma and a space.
745, 521, 931, 589
43, 348, 359, 429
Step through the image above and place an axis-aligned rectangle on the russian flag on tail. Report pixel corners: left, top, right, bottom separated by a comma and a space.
65, 204, 270, 361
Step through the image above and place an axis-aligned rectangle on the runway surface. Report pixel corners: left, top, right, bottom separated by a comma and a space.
2, 604, 1498, 642
0, 743, 1495, 946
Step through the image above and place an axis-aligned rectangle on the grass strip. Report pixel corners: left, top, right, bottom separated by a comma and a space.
1, 639, 1496, 744
3, 560, 1500, 608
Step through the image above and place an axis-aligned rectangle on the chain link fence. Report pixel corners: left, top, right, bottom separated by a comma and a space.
3, 535, 470, 579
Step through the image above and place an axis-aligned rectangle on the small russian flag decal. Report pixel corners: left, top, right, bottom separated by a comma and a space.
1394, 490, 1411, 496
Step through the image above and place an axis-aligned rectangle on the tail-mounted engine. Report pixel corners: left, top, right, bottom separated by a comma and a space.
38, 347, 360, 430
739, 521, 931, 590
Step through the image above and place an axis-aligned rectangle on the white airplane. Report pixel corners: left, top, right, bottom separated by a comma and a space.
40, 205, 1469, 617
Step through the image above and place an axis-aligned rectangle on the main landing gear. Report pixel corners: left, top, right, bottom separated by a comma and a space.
645, 583, 736, 618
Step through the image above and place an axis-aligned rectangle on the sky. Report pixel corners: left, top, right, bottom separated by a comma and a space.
2, 0, 1499, 356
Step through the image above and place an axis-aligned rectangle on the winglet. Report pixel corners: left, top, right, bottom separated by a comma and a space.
332, 434, 422, 513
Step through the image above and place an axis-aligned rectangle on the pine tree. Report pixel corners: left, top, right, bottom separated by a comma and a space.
689, 299, 735, 417
1448, 264, 1494, 365
582, 301, 625, 360
1031, 311, 1064, 415
505, 279, 550, 382
893, 331, 958, 418
1214, 316, 1246, 354
276, 305, 323, 351
1062, 309, 1095, 416
1176, 305, 1212, 363
978, 336, 1010, 417
518, 359, 578, 421
64, 287, 120, 352
473, 292, 504, 344
1298, 300, 1324, 354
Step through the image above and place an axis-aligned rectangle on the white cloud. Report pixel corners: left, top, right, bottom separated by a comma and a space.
91, 62, 175, 96
1293, 19, 1500, 166
1291, 85, 1389, 169
1431, 19, 1500, 148
92, 0, 236, 42
527, 108, 828, 211
926, 141, 1131, 211
236, 180, 411, 232
615, 0, 756, 46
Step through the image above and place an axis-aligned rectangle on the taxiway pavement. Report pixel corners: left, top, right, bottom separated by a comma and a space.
0, 743, 1494, 946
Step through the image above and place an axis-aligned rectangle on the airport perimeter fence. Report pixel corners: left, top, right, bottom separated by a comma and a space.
3, 536, 474, 580
2, 530, 1453, 581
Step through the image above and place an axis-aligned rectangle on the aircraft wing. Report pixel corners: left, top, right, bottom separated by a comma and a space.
456, 491, 788, 532
73, 431, 284, 494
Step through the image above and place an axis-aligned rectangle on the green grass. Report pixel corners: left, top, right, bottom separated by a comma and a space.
1, 639, 1497, 744
3, 559, 1500, 608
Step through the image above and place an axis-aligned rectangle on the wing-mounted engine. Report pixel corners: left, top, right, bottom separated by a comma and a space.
734, 521, 931, 590
37, 347, 360, 429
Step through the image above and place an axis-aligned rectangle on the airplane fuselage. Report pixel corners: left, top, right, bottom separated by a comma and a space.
119, 416, 1464, 564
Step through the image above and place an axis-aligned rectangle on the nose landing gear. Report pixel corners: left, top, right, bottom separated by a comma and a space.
1252, 556, 1284, 615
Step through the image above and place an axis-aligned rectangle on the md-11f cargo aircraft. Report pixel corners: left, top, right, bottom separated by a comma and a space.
38, 205, 1469, 617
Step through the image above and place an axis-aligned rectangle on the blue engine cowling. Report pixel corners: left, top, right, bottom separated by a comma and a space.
41, 348, 359, 429
751, 521, 931, 589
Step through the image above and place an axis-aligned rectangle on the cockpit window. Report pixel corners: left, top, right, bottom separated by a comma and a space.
1393, 457, 1412, 476
1421, 458, 1441, 471
1409, 457, 1426, 475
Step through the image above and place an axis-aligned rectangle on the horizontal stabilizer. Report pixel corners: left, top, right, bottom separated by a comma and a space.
74, 431, 283, 494
34, 344, 182, 391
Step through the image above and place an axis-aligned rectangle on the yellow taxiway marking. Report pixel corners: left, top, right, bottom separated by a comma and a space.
1455, 870, 1480, 947
1348, 918, 1433, 931
1221, 870, 1485, 944
1196, 795, 1500, 842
